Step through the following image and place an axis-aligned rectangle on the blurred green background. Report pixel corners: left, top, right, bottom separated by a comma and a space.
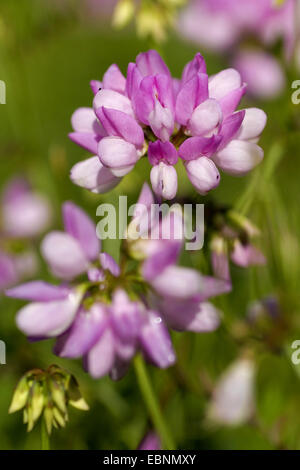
1, 0, 300, 450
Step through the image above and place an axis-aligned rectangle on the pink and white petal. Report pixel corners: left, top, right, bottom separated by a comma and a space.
218, 85, 247, 117
142, 242, 181, 282
70, 156, 122, 193
68, 132, 101, 155
90, 80, 102, 95
160, 298, 220, 332
63, 201, 100, 262
98, 137, 139, 174
54, 303, 107, 358
102, 64, 126, 94
219, 110, 246, 149
188, 302, 220, 333
151, 265, 202, 300
209, 69, 242, 101
136, 50, 171, 77
98, 108, 144, 148
86, 328, 115, 378
185, 157, 220, 195
71, 107, 103, 134
188, 99, 222, 137
237, 108, 267, 142
150, 163, 177, 200
213, 140, 264, 176
16, 292, 81, 338
140, 312, 176, 369
6, 281, 70, 302
175, 73, 208, 125
41, 231, 88, 280
99, 252, 120, 277
181, 52, 207, 83
93, 89, 134, 117
179, 135, 221, 161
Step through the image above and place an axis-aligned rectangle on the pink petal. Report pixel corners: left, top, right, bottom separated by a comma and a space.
99, 252, 120, 277
16, 292, 81, 338
237, 108, 267, 142
93, 89, 134, 117
140, 312, 176, 369
70, 156, 122, 193
136, 50, 171, 77
188, 98, 222, 137
209, 68, 242, 101
71, 107, 103, 134
6, 281, 70, 302
150, 163, 177, 200
68, 132, 101, 155
151, 265, 202, 300
54, 303, 107, 358
98, 107, 144, 148
179, 135, 221, 161
102, 64, 126, 94
98, 136, 139, 176
213, 140, 264, 176
63, 201, 100, 262
185, 157, 220, 194
175, 73, 208, 125
86, 328, 115, 378
41, 231, 88, 280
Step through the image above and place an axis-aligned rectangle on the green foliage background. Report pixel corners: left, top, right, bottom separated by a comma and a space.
0, 0, 300, 450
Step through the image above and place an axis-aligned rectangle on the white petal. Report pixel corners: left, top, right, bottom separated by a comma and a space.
41, 231, 88, 280
209, 69, 242, 101
213, 140, 264, 176
237, 108, 267, 142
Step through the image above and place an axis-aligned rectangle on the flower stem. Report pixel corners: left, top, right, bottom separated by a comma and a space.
41, 419, 50, 450
133, 355, 176, 450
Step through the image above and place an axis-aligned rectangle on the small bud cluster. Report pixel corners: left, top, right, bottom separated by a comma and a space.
9, 365, 88, 434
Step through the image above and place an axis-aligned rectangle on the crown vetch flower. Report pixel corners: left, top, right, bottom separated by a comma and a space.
6, 189, 229, 380
69, 50, 266, 199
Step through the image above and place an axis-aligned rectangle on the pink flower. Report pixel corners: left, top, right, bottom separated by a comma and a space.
70, 50, 266, 199
6, 188, 230, 379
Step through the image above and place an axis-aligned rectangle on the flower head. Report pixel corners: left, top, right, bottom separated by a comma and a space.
6, 189, 228, 380
70, 50, 266, 199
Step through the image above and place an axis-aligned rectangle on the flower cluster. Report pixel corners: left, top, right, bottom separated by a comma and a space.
0, 178, 52, 291
6, 188, 229, 380
69, 49, 266, 200
179, 0, 296, 99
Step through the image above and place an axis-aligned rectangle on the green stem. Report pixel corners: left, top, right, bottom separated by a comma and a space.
41, 419, 50, 450
133, 355, 176, 450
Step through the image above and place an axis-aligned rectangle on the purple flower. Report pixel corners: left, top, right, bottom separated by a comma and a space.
6, 190, 229, 379
0, 178, 52, 291
69, 50, 266, 199
1, 177, 52, 239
